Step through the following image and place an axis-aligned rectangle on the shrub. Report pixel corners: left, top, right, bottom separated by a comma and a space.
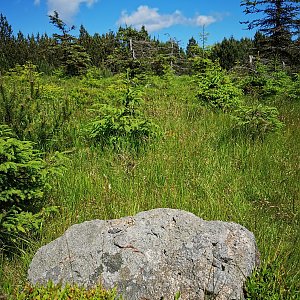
239, 63, 295, 100
196, 60, 242, 112
195, 60, 284, 139
0, 63, 73, 150
239, 63, 269, 96
0, 125, 61, 252
287, 73, 300, 101
88, 105, 160, 149
87, 87, 160, 151
262, 70, 293, 97
81, 66, 113, 88
231, 104, 284, 138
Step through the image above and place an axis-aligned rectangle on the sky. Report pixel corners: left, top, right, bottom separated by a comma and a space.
0, 0, 256, 48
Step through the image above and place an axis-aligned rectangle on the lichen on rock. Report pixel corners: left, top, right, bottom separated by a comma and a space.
28, 208, 260, 300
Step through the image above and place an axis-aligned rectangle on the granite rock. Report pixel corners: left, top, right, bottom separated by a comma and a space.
28, 208, 260, 300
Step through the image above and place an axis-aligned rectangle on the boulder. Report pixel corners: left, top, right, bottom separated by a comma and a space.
28, 208, 259, 300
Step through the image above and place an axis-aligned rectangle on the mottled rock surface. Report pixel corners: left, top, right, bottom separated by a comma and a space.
28, 208, 259, 300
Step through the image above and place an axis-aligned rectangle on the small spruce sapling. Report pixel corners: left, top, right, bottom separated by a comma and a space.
87, 86, 160, 151
231, 104, 284, 138
0, 125, 62, 252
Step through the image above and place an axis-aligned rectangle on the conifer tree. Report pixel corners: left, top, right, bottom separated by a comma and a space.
49, 11, 91, 76
15, 31, 28, 65
211, 37, 253, 69
241, 0, 300, 64
186, 37, 201, 58
0, 14, 16, 70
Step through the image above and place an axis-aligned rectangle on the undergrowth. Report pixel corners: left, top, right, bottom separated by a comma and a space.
15, 282, 121, 300
0, 64, 299, 299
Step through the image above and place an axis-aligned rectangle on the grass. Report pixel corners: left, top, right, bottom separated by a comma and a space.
1, 72, 299, 299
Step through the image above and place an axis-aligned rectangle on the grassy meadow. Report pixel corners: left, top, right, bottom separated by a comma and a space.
0, 66, 299, 299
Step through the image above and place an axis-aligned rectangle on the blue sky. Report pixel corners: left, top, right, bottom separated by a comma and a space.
0, 0, 255, 48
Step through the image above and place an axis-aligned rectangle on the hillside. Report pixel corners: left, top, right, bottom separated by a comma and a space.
1, 61, 300, 298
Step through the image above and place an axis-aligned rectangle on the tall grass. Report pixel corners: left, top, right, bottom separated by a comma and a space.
1, 73, 299, 298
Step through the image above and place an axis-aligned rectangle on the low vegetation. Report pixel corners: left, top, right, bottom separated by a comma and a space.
1, 1, 300, 297
15, 282, 121, 300
0, 59, 299, 299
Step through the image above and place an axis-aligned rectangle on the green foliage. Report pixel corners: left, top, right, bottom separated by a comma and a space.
16, 281, 121, 299
186, 37, 201, 58
211, 36, 253, 70
263, 70, 293, 97
1, 206, 58, 246
195, 60, 284, 139
245, 255, 300, 299
0, 63, 73, 150
86, 66, 113, 80
196, 59, 242, 111
0, 125, 61, 252
286, 73, 300, 101
0, 60, 299, 299
0, 14, 16, 71
239, 63, 299, 101
232, 104, 284, 138
188, 53, 211, 74
239, 62, 269, 95
270, 70, 294, 98
241, 0, 300, 65
87, 87, 160, 150
88, 105, 159, 149
49, 11, 91, 76
149, 55, 169, 76
64, 43, 91, 76
0, 126, 48, 206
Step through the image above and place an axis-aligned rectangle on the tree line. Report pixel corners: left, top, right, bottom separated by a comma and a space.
0, 0, 299, 76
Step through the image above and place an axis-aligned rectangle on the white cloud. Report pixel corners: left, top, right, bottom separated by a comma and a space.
196, 15, 217, 27
34, 0, 40, 5
117, 6, 184, 32
47, 0, 98, 23
117, 6, 219, 33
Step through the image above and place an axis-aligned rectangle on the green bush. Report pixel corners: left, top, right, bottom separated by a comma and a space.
195, 60, 285, 140
287, 73, 300, 101
189, 56, 213, 75
0, 125, 60, 252
262, 70, 294, 97
239, 63, 269, 96
81, 67, 113, 88
16, 282, 121, 300
87, 87, 160, 150
196, 60, 242, 112
239, 63, 296, 100
0, 63, 73, 150
231, 104, 284, 138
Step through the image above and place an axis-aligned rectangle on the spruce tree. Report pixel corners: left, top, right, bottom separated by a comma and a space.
0, 14, 16, 70
49, 11, 91, 76
241, 0, 300, 65
186, 37, 201, 58
211, 37, 253, 70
